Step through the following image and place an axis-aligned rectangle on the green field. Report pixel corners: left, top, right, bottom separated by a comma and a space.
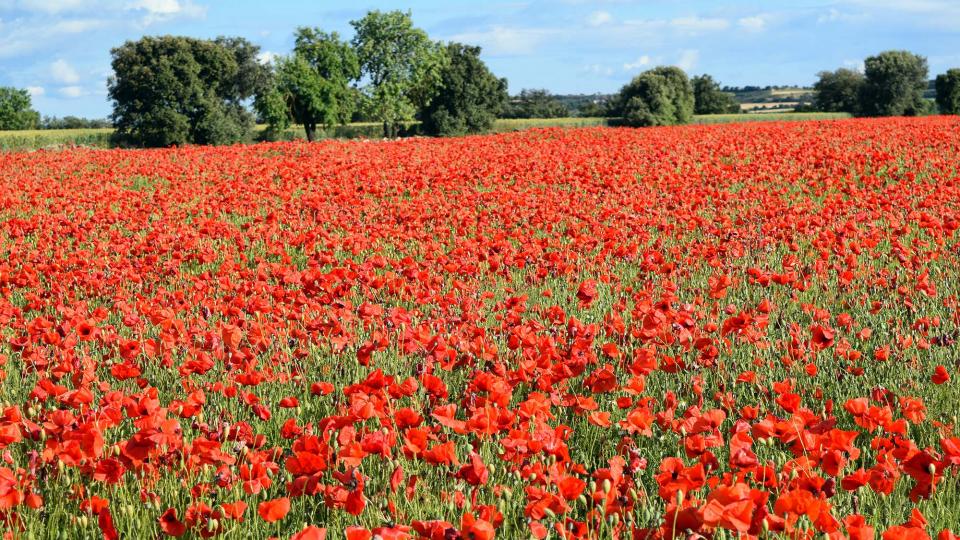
0, 113, 852, 151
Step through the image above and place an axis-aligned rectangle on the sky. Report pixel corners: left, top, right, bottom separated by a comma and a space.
1, 0, 959, 118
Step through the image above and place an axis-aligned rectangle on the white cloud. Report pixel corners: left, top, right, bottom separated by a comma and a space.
623, 55, 651, 71
587, 11, 612, 27
737, 15, 767, 32
58, 85, 84, 98
125, 0, 206, 25
4, 0, 91, 14
675, 49, 699, 72
0, 18, 106, 58
843, 59, 865, 73
449, 26, 555, 56
50, 59, 80, 84
256, 51, 278, 65
25, 86, 44, 97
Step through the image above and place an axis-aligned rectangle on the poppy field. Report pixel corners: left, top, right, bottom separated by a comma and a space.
1, 116, 960, 539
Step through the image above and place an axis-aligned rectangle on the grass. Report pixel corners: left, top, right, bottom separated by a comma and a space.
0, 113, 853, 151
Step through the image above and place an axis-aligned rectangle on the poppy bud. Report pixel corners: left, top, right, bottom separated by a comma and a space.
78, 515, 89, 528
675, 490, 684, 506
602, 479, 612, 493
578, 494, 588, 506
208, 518, 219, 531
544, 508, 556, 520
928, 463, 937, 476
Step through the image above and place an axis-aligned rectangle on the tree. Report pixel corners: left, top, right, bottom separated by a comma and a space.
256, 29, 359, 141
692, 75, 739, 115
935, 69, 960, 115
501, 89, 568, 119
0, 87, 40, 130
108, 36, 262, 147
859, 50, 928, 117
813, 68, 864, 113
614, 66, 694, 127
421, 43, 507, 136
350, 10, 445, 137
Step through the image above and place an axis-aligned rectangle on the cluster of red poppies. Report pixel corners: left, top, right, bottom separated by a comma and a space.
0, 116, 959, 539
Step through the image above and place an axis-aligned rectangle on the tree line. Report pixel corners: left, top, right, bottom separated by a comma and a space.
814, 51, 959, 117
1, 10, 959, 143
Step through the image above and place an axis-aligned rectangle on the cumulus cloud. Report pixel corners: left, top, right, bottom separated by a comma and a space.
256, 51, 278, 65
126, 0, 206, 25
58, 85, 84, 98
26, 86, 44, 97
623, 55, 651, 71
50, 59, 80, 84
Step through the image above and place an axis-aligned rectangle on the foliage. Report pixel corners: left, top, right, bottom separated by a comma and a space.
813, 68, 865, 114
501, 89, 569, 119
692, 75, 739, 115
614, 66, 694, 127
257, 29, 359, 141
108, 36, 262, 147
0, 87, 40, 130
421, 43, 507, 136
351, 10, 445, 137
935, 69, 960, 115
40, 116, 112, 130
859, 50, 929, 117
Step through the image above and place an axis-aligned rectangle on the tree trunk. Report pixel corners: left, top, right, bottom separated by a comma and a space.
305, 123, 316, 142
383, 121, 390, 139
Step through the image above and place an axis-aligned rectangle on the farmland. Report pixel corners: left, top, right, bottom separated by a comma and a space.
0, 116, 959, 539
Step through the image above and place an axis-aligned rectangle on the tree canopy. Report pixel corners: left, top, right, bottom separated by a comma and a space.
814, 68, 865, 114
692, 75, 739, 115
935, 69, 960, 115
614, 66, 694, 127
257, 29, 359, 141
109, 35, 265, 147
859, 50, 928, 117
421, 43, 507, 136
350, 10, 445, 137
0, 87, 40, 131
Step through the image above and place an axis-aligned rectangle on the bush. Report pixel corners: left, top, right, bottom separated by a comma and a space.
421, 43, 507, 136
814, 68, 864, 114
614, 66, 694, 127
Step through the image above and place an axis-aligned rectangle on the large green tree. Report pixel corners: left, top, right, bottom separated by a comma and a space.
813, 68, 865, 114
350, 10, 445, 137
257, 29, 359, 141
0, 87, 40, 130
614, 66, 694, 127
859, 50, 928, 117
421, 43, 507, 137
108, 36, 263, 147
935, 69, 960, 115
692, 74, 739, 115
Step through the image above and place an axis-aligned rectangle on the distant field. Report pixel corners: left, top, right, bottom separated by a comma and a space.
0, 113, 852, 150
0, 128, 113, 151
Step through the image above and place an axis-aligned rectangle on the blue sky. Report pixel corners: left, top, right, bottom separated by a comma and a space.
1, 0, 958, 118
